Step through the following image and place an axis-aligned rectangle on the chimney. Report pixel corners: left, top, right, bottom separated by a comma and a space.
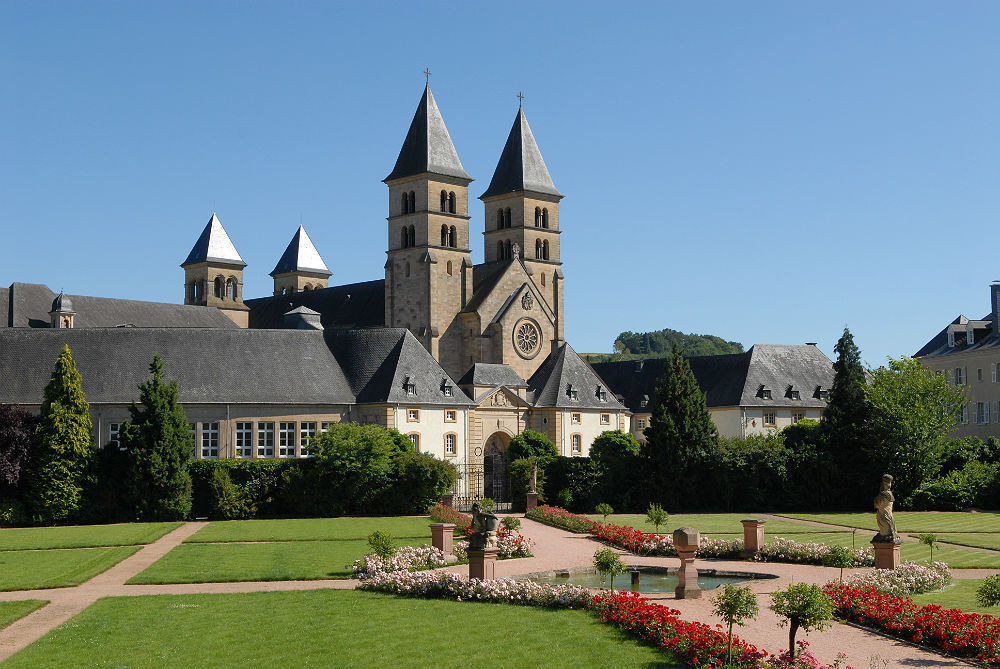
991, 282, 1000, 337
283, 307, 322, 330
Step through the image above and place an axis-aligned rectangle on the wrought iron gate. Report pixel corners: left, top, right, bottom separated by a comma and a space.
450, 451, 511, 512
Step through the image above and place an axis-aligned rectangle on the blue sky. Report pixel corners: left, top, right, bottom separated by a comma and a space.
2, 2, 998, 366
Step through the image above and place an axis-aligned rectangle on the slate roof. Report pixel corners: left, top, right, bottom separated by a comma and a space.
384, 85, 471, 183
2, 283, 239, 329
182, 213, 246, 267
270, 226, 331, 277
327, 328, 473, 406
458, 363, 527, 388
460, 261, 513, 315
246, 279, 385, 330
0, 328, 354, 405
480, 107, 562, 200
590, 344, 834, 413
528, 343, 626, 410
913, 314, 1000, 358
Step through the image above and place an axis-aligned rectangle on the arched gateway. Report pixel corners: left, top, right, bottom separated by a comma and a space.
483, 431, 510, 504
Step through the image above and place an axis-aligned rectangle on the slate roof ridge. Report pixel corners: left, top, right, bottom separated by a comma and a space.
384, 85, 471, 183
270, 225, 331, 277
480, 106, 562, 200
182, 213, 246, 267
457, 362, 527, 388
529, 343, 626, 410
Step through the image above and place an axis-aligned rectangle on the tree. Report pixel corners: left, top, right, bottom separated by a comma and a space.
25, 345, 94, 523
590, 430, 642, 510
595, 502, 614, 521
642, 347, 718, 507
916, 533, 938, 563
866, 357, 965, 502
508, 430, 557, 461
309, 423, 401, 515
821, 327, 871, 507
770, 583, 834, 658
592, 548, 627, 592
0, 405, 37, 493
711, 583, 759, 665
645, 502, 668, 532
119, 355, 193, 521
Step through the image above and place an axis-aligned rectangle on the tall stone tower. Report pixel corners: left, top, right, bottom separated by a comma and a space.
480, 105, 565, 350
270, 225, 332, 295
181, 213, 250, 327
383, 84, 474, 370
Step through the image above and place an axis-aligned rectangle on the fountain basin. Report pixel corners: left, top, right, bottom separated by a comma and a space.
523, 565, 777, 594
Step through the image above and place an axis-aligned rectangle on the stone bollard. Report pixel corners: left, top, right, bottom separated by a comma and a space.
440, 493, 455, 507
871, 540, 901, 570
468, 548, 499, 580
741, 519, 766, 558
430, 523, 455, 555
630, 570, 641, 592
526, 492, 538, 511
673, 527, 701, 599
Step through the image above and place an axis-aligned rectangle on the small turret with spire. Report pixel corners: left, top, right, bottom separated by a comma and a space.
49, 291, 75, 328
181, 213, 250, 327
270, 225, 332, 296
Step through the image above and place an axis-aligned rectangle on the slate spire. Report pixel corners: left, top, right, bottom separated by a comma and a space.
480, 107, 562, 199
270, 225, 331, 277
385, 85, 471, 182
181, 213, 246, 267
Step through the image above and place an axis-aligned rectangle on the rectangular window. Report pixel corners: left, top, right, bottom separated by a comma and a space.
235, 422, 253, 458
571, 413, 581, 424
789, 390, 800, 400
299, 422, 317, 456
978, 368, 984, 382
763, 412, 776, 427
955, 367, 965, 385
761, 389, 772, 400
600, 413, 610, 425
993, 363, 1000, 383
636, 418, 645, 430
257, 422, 275, 458
321, 421, 336, 432
407, 409, 420, 422
961, 404, 969, 424
444, 433, 456, 456
278, 422, 297, 457
201, 422, 219, 458
977, 402, 987, 424
409, 433, 419, 450
109, 423, 122, 450
445, 410, 457, 423
571, 434, 582, 454
791, 412, 804, 424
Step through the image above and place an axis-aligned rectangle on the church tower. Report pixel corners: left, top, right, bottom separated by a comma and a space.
480, 104, 565, 349
270, 225, 332, 295
181, 213, 250, 327
384, 84, 473, 370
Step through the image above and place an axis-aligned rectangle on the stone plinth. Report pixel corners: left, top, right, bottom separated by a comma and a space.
430, 523, 455, 555
872, 541, 901, 570
468, 548, 498, 581
440, 493, 455, 507
526, 492, 538, 511
741, 519, 767, 557
673, 527, 701, 599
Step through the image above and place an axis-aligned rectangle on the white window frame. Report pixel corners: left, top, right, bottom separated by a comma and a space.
201, 422, 219, 458
278, 422, 297, 458
791, 412, 804, 424
299, 422, 317, 456
258, 422, 275, 458
408, 433, 420, 450
571, 433, 582, 454
571, 413, 581, 424
321, 421, 336, 432
109, 422, 122, 450
763, 412, 776, 427
235, 422, 253, 458
407, 408, 420, 422
444, 433, 456, 456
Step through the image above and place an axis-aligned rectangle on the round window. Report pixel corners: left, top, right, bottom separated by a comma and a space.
513, 318, 542, 359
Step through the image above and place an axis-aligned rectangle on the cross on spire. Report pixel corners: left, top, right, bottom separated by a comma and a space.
517, 91, 525, 107
424, 68, 431, 84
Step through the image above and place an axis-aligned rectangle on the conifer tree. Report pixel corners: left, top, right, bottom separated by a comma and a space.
821, 327, 871, 506
120, 355, 193, 520
642, 347, 718, 507
26, 344, 94, 523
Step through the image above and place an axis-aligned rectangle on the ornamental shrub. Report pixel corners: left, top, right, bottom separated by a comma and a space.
501, 516, 520, 531
208, 467, 252, 520
645, 502, 668, 532
367, 530, 396, 559
711, 583, 759, 665
595, 502, 613, 521
382, 450, 458, 515
507, 430, 557, 461
309, 423, 398, 515
838, 561, 950, 597
593, 547, 627, 592
543, 456, 601, 511
188, 459, 293, 518
978, 574, 1000, 608
771, 583, 834, 658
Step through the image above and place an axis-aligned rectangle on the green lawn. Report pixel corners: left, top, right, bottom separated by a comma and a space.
0, 600, 47, 629
776, 512, 1000, 533
937, 533, 1000, 551
0, 547, 141, 591
128, 538, 430, 584
911, 578, 1000, 616
0, 522, 181, 551
184, 516, 451, 543
598, 513, 837, 535
4, 590, 679, 668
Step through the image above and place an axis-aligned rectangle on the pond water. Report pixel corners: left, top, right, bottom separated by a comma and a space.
531, 569, 760, 594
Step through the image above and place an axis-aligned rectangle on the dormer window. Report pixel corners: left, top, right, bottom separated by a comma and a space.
566, 384, 578, 400
815, 385, 829, 400
967, 326, 975, 347
596, 385, 608, 402
441, 379, 454, 397
786, 386, 800, 400
640, 395, 649, 408
758, 385, 772, 400
947, 331, 956, 348
403, 376, 416, 396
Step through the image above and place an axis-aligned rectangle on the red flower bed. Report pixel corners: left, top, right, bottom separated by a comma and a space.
525, 504, 597, 533
824, 583, 1000, 663
588, 590, 765, 667
428, 503, 472, 531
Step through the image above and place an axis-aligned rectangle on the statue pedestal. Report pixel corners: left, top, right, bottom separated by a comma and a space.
468, 548, 498, 581
430, 523, 455, 555
872, 541, 901, 570
741, 519, 766, 558
673, 527, 701, 599
526, 492, 538, 511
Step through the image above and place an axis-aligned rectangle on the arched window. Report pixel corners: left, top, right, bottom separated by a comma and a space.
497, 240, 504, 260
448, 191, 456, 214
408, 191, 416, 212
540, 273, 546, 287
504, 207, 512, 228
303, 284, 311, 292
401, 192, 409, 214
449, 225, 456, 247
214, 276, 223, 298
408, 225, 416, 247
496, 209, 503, 230
542, 208, 549, 228
401, 227, 408, 248
440, 190, 447, 212
535, 239, 542, 259
534, 207, 541, 227
505, 240, 512, 259
441, 224, 449, 246
227, 277, 238, 301
446, 260, 453, 276
543, 240, 550, 260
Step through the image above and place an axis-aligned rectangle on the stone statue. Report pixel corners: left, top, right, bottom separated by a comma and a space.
529, 461, 538, 494
872, 474, 901, 544
468, 501, 500, 550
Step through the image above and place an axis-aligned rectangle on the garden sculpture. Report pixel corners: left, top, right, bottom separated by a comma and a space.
529, 462, 538, 493
872, 474, 901, 544
469, 501, 500, 550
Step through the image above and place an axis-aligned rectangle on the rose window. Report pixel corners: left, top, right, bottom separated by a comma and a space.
516, 322, 539, 356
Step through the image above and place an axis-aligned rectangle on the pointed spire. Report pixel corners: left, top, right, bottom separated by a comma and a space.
270, 225, 332, 277
385, 85, 471, 182
480, 107, 562, 200
181, 213, 246, 267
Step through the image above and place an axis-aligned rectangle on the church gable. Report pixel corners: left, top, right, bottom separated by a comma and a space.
475, 385, 530, 409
